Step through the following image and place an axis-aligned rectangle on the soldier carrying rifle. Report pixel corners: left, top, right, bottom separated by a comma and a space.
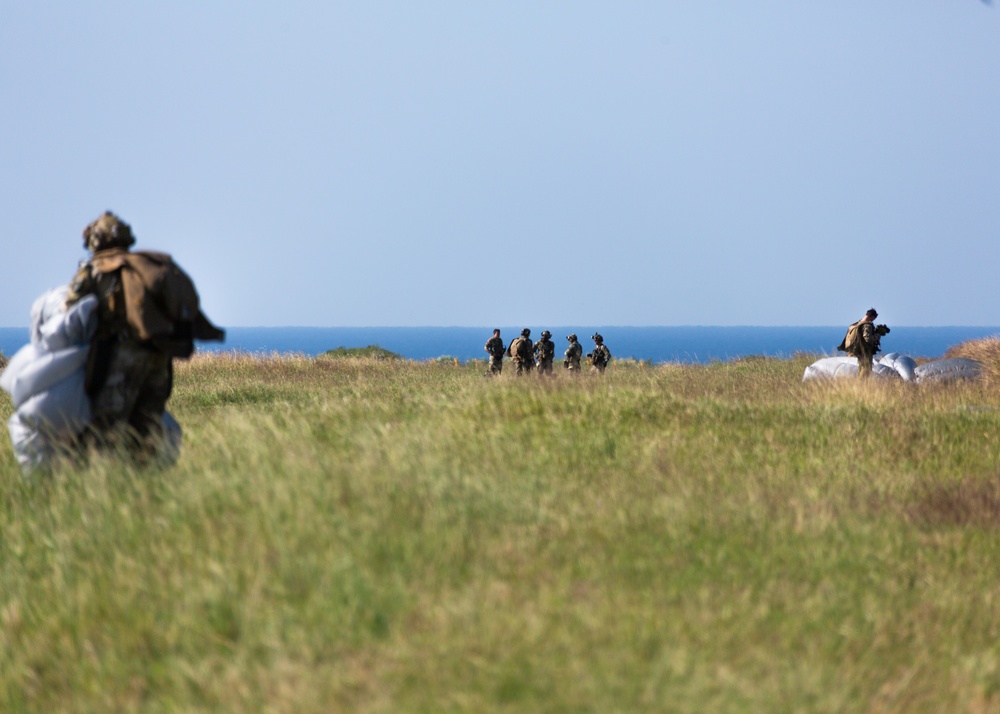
838, 308, 890, 378
587, 333, 611, 374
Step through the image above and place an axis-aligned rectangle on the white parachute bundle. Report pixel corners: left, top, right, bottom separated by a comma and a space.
801, 356, 901, 382
0, 286, 181, 475
913, 358, 983, 384
803, 353, 983, 385
1, 287, 97, 471
878, 352, 918, 382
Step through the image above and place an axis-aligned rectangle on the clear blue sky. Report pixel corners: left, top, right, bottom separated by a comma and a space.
2, 2, 998, 328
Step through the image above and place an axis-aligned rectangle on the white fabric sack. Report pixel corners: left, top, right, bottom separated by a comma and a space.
914, 358, 982, 384
1, 344, 91, 408
1, 289, 97, 406
1, 287, 97, 474
32, 286, 97, 351
803, 356, 901, 382
3, 285, 186, 475
878, 352, 918, 382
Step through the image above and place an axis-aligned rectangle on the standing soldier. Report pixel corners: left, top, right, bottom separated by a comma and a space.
588, 333, 611, 373
564, 333, 583, 372
506, 328, 535, 376
837, 308, 889, 378
65, 211, 224, 456
484, 328, 505, 376
534, 330, 555, 376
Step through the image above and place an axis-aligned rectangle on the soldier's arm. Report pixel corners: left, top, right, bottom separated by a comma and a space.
65, 262, 96, 306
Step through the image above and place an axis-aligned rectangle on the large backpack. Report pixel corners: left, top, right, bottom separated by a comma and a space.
509, 336, 531, 361
838, 320, 862, 356
92, 250, 224, 358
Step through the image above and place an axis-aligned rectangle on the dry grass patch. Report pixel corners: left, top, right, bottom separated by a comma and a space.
945, 336, 1000, 383
906, 474, 1000, 530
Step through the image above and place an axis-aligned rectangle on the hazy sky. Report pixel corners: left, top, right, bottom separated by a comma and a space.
2, 2, 998, 327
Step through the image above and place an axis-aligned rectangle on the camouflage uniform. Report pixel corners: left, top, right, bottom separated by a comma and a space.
484, 331, 505, 375
534, 331, 555, 375
857, 320, 878, 377
588, 333, 611, 374
839, 309, 881, 378
507, 329, 535, 376
564, 334, 583, 372
66, 212, 172, 452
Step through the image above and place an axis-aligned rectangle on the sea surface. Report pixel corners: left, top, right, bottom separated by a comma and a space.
4, 326, 997, 365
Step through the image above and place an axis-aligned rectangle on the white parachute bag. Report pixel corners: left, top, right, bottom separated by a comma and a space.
1, 286, 183, 474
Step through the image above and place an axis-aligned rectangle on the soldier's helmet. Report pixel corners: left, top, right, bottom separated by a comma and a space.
521, 328, 530, 337
82, 211, 135, 252
541, 330, 551, 339
567, 334, 577, 342
866, 308, 878, 319
592, 333, 603, 343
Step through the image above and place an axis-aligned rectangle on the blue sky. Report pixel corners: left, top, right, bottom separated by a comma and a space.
2, 2, 998, 328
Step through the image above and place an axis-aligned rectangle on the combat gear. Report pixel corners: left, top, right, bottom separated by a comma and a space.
61, 212, 224, 461
485, 334, 505, 358
838, 315, 888, 378
589, 336, 611, 373
534, 334, 555, 376
510, 336, 533, 361
507, 334, 535, 375
83, 250, 225, 359
838, 321, 864, 355
838, 319, 889, 358
564, 338, 583, 371
484, 333, 505, 376
82, 211, 135, 252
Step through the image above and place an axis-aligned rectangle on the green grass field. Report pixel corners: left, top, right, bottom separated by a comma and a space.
2, 349, 1000, 713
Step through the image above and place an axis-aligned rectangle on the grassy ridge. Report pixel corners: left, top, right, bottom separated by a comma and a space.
2, 352, 1000, 712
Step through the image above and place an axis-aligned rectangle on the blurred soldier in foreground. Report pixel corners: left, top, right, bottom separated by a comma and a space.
588, 333, 611, 373
838, 307, 890, 378
506, 328, 535, 376
534, 330, 555, 376
484, 328, 505, 376
66, 211, 224, 457
564, 333, 583, 372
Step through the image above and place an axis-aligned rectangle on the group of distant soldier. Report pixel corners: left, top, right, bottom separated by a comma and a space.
484, 309, 889, 380
484, 329, 611, 377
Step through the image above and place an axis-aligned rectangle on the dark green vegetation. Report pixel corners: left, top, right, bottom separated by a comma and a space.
320, 344, 402, 360
2, 349, 1000, 712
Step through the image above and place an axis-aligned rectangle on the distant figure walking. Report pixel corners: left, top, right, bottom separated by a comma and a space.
534, 330, 555, 375
506, 328, 535, 376
837, 308, 890, 378
484, 329, 505, 376
564, 333, 583, 372
588, 333, 611, 373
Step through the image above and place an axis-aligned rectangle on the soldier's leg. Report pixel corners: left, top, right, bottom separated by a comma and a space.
90, 341, 150, 433
129, 353, 173, 443
857, 346, 873, 378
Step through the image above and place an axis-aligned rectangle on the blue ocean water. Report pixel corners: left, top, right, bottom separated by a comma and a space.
2, 325, 997, 365
4, 325, 991, 364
